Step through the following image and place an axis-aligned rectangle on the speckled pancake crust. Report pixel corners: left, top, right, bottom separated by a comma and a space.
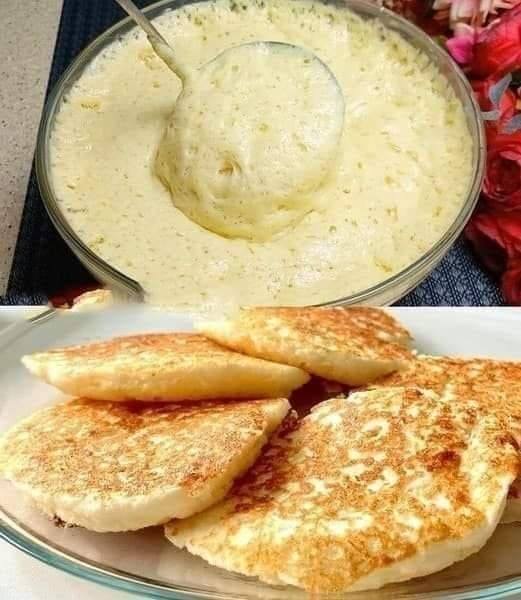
197, 307, 413, 386
372, 355, 521, 523
166, 388, 518, 592
0, 397, 289, 532
21, 333, 309, 402
372, 356, 521, 422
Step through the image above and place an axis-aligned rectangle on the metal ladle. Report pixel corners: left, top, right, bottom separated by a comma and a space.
115, 0, 191, 81
115, 0, 345, 241
114, 0, 344, 104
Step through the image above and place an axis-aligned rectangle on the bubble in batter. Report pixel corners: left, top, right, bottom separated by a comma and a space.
155, 42, 345, 241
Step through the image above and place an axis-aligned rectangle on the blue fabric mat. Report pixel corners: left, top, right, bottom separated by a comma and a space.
3, 0, 504, 306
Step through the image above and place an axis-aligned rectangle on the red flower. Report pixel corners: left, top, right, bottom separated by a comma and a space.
472, 78, 518, 125
49, 283, 101, 308
466, 211, 521, 303
467, 212, 511, 272
472, 4, 521, 78
482, 131, 521, 209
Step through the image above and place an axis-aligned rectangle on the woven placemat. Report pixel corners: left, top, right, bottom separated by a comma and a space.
3, 0, 504, 306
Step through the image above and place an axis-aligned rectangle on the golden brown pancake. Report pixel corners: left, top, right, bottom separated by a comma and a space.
373, 355, 521, 406
371, 354, 521, 523
21, 333, 309, 402
0, 397, 289, 531
166, 388, 517, 592
197, 307, 413, 386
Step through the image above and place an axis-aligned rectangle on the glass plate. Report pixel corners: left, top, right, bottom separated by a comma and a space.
1, 306, 521, 599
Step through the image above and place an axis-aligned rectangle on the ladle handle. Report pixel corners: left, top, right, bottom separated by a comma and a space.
114, 0, 189, 81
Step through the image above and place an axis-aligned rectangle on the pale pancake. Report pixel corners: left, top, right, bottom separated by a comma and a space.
166, 388, 517, 592
21, 333, 309, 402
198, 307, 413, 386
372, 355, 521, 523
0, 397, 289, 532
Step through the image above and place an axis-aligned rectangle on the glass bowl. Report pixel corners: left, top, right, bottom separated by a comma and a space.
35, 0, 485, 305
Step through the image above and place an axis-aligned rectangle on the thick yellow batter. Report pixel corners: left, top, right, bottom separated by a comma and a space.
50, 0, 473, 313
156, 41, 345, 241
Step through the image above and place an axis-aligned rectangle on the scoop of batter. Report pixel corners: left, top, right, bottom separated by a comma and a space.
155, 42, 344, 241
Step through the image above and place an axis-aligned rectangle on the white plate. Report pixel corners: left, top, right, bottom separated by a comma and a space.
1, 306, 521, 600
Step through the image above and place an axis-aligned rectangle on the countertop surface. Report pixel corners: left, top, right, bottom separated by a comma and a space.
0, 1, 63, 294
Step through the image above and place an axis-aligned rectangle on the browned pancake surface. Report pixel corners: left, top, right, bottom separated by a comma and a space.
167, 388, 518, 592
0, 397, 289, 530
22, 333, 309, 401
372, 355, 521, 439
199, 307, 413, 385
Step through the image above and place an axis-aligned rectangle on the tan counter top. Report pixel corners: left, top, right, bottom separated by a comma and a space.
0, 0, 63, 294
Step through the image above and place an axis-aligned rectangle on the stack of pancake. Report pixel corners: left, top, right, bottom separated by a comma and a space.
1, 307, 520, 593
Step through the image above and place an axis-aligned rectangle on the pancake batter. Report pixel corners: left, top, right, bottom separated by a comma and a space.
49, 0, 473, 313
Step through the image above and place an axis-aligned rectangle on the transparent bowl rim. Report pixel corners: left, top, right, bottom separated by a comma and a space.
3, 504, 521, 600
35, 0, 486, 305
